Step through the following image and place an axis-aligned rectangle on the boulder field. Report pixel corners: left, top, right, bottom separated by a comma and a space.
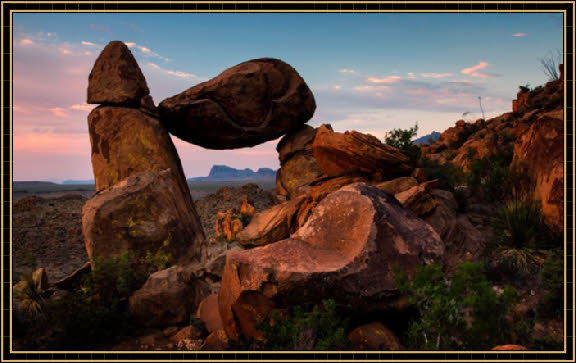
50, 40, 564, 350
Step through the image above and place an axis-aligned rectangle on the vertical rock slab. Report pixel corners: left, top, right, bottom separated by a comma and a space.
513, 110, 564, 234
276, 125, 322, 200
219, 183, 444, 340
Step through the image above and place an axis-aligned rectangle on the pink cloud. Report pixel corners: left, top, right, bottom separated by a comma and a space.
81, 41, 97, 46
19, 38, 34, 46
512, 32, 527, 37
365, 76, 402, 84
333, 85, 342, 90
460, 62, 499, 78
420, 73, 454, 78
339, 69, 356, 74
146, 62, 198, 79
354, 85, 391, 92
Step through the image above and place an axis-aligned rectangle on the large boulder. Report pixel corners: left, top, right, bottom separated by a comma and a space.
219, 183, 444, 340
197, 294, 224, 333
82, 170, 205, 265
87, 41, 150, 105
128, 264, 210, 327
87, 106, 189, 193
158, 58, 316, 149
348, 322, 404, 350
312, 125, 413, 179
513, 110, 564, 234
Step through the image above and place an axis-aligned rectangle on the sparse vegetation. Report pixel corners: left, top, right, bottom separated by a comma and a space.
466, 151, 514, 201
418, 157, 466, 188
235, 299, 350, 350
385, 123, 421, 161
538, 248, 564, 318
539, 49, 562, 81
395, 262, 520, 350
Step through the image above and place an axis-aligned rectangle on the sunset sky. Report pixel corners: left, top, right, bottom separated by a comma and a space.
13, 12, 563, 182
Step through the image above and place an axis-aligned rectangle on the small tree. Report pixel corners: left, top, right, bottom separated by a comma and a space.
384, 123, 421, 161
539, 49, 562, 81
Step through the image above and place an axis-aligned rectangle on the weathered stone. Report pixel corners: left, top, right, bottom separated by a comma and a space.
158, 58, 316, 149
513, 110, 564, 234
31, 268, 49, 291
240, 197, 255, 221
201, 330, 229, 350
197, 294, 224, 333
378, 177, 418, 195
230, 291, 276, 340
171, 325, 203, 342
411, 168, 427, 183
87, 41, 149, 105
128, 264, 210, 327
277, 125, 318, 163
395, 182, 439, 217
219, 183, 444, 340
236, 197, 304, 247
53, 261, 91, 290
277, 153, 323, 200
312, 125, 413, 179
348, 322, 404, 350
82, 170, 205, 265
87, 106, 189, 193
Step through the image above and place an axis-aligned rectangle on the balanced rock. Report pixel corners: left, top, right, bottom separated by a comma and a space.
87, 41, 149, 105
312, 125, 413, 179
129, 264, 210, 327
158, 58, 316, 149
219, 183, 444, 340
513, 110, 564, 234
276, 126, 323, 200
82, 170, 205, 265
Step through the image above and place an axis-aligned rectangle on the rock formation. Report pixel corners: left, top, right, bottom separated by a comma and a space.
313, 124, 413, 180
158, 58, 316, 149
219, 183, 444, 340
83, 41, 205, 266
276, 125, 322, 200
513, 109, 564, 234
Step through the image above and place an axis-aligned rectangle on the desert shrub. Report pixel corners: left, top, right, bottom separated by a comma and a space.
395, 262, 519, 350
490, 198, 551, 250
13, 275, 45, 317
485, 248, 546, 285
418, 157, 465, 188
15, 250, 167, 349
538, 248, 564, 318
142, 239, 173, 272
467, 151, 513, 200
235, 299, 350, 350
385, 123, 421, 161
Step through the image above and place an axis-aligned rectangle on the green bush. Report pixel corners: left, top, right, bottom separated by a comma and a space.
485, 248, 545, 285
15, 250, 168, 350
237, 299, 350, 350
418, 157, 466, 188
395, 262, 519, 350
538, 248, 564, 318
490, 198, 551, 250
385, 123, 422, 161
467, 151, 513, 200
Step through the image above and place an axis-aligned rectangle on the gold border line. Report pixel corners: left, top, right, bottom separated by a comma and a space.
2, 3, 574, 362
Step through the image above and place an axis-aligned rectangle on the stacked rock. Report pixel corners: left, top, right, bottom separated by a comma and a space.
82, 41, 206, 268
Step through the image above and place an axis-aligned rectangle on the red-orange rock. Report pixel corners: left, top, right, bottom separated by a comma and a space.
215, 210, 244, 242
378, 177, 418, 195
87, 41, 149, 105
240, 197, 255, 221
348, 322, 404, 350
219, 183, 444, 340
201, 330, 229, 350
312, 125, 413, 179
513, 110, 563, 234
159, 58, 316, 149
491, 345, 528, 350
236, 197, 304, 247
197, 294, 224, 333
230, 291, 276, 340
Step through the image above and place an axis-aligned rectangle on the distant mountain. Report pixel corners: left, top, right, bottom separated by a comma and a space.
61, 180, 95, 185
412, 131, 441, 145
189, 165, 277, 181
13, 181, 59, 188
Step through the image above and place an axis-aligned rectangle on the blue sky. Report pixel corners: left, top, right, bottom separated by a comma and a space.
13, 12, 563, 181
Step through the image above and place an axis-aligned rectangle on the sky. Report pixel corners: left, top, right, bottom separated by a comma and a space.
12, 12, 563, 182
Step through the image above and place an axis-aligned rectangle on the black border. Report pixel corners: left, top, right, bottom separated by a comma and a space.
1, 1, 574, 362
